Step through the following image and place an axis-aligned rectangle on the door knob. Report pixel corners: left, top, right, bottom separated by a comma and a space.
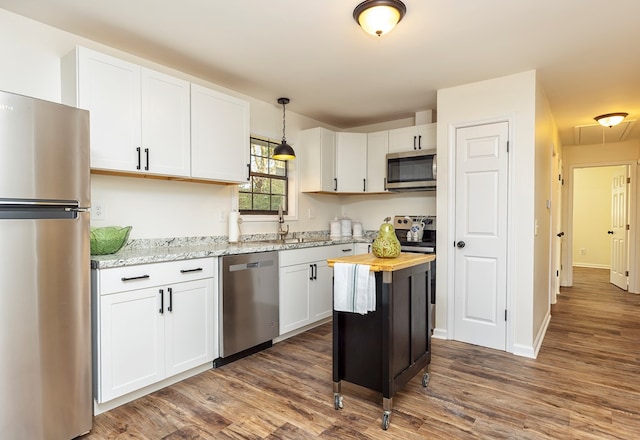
556, 232, 565, 237
607, 230, 614, 235
456, 241, 466, 248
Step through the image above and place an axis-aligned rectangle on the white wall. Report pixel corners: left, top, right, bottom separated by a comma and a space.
436, 70, 542, 356
1, 9, 436, 240
532, 79, 558, 352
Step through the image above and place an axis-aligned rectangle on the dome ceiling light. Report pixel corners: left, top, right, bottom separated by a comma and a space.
353, 0, 407, 37
594, 112, 628, 128
272, 97, 295, 160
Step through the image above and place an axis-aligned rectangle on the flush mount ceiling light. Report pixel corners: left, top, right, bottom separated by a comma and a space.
272, 97, 295, 160
594, 112, 628, 128
353, 0, 407, 37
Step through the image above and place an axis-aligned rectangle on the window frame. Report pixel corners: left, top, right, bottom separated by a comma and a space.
239, 136, 289, 215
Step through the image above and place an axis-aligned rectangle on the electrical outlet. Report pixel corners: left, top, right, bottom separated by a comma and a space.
219, 211, 225, 222
92, 201, 105, 220
308, 208, 315, 219
580, 248, 586, 255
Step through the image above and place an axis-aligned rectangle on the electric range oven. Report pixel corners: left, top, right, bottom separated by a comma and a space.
393, 215, 436, 331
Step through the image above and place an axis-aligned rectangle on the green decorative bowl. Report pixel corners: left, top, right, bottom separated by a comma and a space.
90, 226, 132, 255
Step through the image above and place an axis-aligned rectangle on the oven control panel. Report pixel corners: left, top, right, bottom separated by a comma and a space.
392, 215, 435, 231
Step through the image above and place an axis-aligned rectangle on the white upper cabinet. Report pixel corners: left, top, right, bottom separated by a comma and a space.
62, 46, 190, 177
388, 123, 437, 153
366, 130, 389, 192
300, 127, 336, 192
335, 132, 367, 192
190, 84, 250, 183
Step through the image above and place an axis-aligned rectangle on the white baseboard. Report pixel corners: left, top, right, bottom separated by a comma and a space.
432, 327, 447, 340
572, 263, 610, 269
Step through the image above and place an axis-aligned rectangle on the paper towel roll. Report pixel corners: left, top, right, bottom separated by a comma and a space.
228, 210, 240, 243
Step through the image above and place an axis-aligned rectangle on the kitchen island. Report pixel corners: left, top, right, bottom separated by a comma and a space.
327, 253, 435, 430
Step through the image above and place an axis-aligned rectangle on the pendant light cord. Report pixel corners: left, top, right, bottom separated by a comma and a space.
282, 101, 287, 143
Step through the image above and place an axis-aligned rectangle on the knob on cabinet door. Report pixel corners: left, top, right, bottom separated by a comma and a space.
607, 230, 614, 235
456, 241, 465, 248
557, 232, 565, 237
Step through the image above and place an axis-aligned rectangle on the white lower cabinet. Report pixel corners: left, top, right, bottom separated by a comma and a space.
354, 242, 372, 254
93, 258, 216, 404
279, 244, 354, 335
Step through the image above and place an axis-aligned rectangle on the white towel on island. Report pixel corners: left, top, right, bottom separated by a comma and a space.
333, 263, 376, 315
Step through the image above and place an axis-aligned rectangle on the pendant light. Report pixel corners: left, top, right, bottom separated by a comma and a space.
353, 0, 407, 37
273, 97, 295, 160
594, 112, 628, 128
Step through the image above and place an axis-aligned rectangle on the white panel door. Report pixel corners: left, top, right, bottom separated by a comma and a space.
366, 130, 389, 192
98, 287, 164, 403
279, 264, 312, 334
336, 132, 367, 192
164, 279, 215, 377
190, 84, 250, 183
454, 122, 509, 351
140, 68, 191, 177
610, 167, 629, 290
77, 48, 141, 172
310, 261, 333, 321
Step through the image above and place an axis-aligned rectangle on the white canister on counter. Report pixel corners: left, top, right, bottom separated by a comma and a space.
340, 216, 352, 237
330, 217, 341, 239
352, 220, 363, 237
228, 210, 240, 243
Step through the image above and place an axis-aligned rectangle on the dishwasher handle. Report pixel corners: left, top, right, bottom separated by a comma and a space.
229, 259, 275, 272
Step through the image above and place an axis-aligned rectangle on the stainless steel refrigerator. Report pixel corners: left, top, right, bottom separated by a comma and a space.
0, 90, 92, 439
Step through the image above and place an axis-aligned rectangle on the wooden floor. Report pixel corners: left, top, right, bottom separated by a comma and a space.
81, 267, 640, 439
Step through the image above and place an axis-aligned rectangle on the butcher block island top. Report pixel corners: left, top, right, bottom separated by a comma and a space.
327, 252, 435, 272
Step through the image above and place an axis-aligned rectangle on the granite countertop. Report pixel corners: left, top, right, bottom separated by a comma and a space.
91, 233, 373, 269
327, 253, 435, 272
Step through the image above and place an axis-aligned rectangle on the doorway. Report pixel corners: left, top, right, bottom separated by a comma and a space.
452, 121, 509, 351
571, 165, 630, 290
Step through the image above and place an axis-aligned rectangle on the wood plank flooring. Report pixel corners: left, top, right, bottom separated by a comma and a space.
80, 267, 640, 439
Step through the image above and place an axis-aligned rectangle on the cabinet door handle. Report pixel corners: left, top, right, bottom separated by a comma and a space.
180, 268, 203, 274
342, 248, 352, 253
167, 287, 173, 312
334, 178, 338, 191
144, 148, 150, 171
418, 134, 422, 149
383, 177, 387, 191
246, 163, 251, 181
159, 289, 164, 314
309, 264, 314, 281
136, 147, 141, 170
413, 136, 417, 150
363, 178, 366, 192
121, 274, 150, 282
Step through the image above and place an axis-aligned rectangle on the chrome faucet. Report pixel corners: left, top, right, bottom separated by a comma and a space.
277, 205, 289, 240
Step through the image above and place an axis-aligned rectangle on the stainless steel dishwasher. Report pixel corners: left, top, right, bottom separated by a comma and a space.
217, 251, 279, 365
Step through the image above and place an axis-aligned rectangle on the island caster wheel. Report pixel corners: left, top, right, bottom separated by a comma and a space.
382, 411, 391, 430
422, 372, 430, 387
334, 393, 343, 410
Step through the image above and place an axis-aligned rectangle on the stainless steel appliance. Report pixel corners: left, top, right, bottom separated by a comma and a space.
386, 149, 437, 191
0, 90, 92, 439
217, 251, 279, 365
393, 215, 436, 330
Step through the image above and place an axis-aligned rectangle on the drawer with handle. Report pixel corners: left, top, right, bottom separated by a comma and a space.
96, 257, 215, 295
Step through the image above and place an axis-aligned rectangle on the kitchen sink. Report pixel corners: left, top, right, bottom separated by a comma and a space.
251, 237, 328, 245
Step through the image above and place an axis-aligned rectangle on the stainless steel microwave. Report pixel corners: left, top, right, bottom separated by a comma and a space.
386, 149, 437, 191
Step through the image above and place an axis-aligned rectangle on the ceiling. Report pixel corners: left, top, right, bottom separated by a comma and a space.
2, 0, 640, 146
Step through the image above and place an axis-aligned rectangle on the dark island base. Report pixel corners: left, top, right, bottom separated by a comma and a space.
332, 262, 432, 430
